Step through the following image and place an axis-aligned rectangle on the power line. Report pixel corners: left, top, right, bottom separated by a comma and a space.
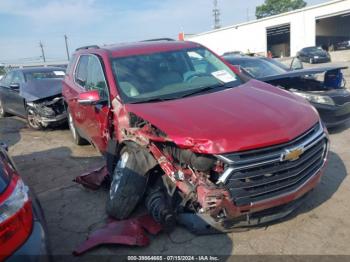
39, 41, 46, 62
213, 0, 221, 29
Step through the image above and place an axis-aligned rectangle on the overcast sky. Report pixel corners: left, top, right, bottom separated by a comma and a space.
0, 0, 328, 62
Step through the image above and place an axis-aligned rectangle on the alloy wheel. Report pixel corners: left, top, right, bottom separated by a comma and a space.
27, 110, 42, 129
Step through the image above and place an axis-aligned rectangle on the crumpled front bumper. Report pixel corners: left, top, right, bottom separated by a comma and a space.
193, 167, 325, 233
39, 112, 67, 125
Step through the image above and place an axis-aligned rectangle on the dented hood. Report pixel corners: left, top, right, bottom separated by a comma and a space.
20, 79, 63, 102
126, 80, 319, 154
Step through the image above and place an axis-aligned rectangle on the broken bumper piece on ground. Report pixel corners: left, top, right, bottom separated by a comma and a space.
73, 165, 110, 190
73, 215, 162, 256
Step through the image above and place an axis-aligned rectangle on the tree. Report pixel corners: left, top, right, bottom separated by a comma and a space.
0, 67, 5, 76
256, 0, 307, 19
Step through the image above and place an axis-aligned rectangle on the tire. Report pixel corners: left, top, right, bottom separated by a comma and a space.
106, 146, 149, 220
27, 108, 43, 130
67, 109, 88, 145
0, 99, 8, 118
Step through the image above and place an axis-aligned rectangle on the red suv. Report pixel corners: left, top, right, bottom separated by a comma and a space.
63, 40, 329, 232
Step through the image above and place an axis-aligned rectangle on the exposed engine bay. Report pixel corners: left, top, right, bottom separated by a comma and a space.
93, 100, 328, 233
26, 95, 67, 128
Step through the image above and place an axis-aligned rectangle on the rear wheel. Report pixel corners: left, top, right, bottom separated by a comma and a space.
106, 146, 149, 220
0, 99, 8, 118
68, 109, 88, 145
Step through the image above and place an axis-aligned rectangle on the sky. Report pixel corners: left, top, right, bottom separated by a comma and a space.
0, 0, 329, 62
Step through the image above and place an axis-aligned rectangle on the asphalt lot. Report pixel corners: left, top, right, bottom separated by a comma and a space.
1, 59, 350, 259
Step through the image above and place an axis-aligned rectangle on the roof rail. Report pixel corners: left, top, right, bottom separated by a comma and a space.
75, 45, 100, 51
141, 38, 175, 42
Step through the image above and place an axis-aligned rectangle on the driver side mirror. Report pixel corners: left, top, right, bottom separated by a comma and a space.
77, 90, 101, 105
9, 83, 20, 90
290, 58, 303, 71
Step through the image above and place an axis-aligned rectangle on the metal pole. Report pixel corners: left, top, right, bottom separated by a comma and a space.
213, 0, 221, 29
64, 35, 70, 61
39, 41, 46, 62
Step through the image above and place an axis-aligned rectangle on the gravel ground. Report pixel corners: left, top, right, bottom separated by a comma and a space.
0, 55, 350, 260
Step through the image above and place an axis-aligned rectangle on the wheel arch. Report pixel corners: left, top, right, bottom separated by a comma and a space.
106, 139, 158, 177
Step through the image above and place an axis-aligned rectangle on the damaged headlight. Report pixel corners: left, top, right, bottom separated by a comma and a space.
293, 92, 335, 106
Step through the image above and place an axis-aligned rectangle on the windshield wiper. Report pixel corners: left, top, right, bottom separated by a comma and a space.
178, 83, 227, 98
130, 82, 235, 104
129, 96, 176, 104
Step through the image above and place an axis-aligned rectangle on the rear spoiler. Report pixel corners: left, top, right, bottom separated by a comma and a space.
258, 66, 348, 82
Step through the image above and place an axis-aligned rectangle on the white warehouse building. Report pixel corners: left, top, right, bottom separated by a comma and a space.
186, 0, 350, 57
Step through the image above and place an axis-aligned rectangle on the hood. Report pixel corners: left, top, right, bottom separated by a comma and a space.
126, 79, 319, 154
258, 66, 348, 82
20, 79, 63, 102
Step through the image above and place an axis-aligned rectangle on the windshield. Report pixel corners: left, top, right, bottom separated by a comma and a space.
111, 47, 241, 103
228, 59, 287, 78
304, 47, 325, 54
263, 58, 290, 71
24, 70, 65, 81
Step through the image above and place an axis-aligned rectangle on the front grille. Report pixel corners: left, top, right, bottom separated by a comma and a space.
217, 122, 328, 207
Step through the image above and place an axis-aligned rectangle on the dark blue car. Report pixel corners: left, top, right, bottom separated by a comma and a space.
0, 67, 67, 129
223, 55, 350, 127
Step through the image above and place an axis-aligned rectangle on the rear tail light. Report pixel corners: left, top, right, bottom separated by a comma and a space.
0, 177, 33, 260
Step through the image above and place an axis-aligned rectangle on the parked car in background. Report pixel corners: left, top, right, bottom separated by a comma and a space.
223, 55, 350, 127
0, 67, 67, 129
222, 51, 245, 56
297, 46, 331, 64
334, 40, 350, 50
63, 40, 328, 232
0, 142, 49, 260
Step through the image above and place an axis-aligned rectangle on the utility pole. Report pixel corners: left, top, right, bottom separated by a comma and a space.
39, 41, 46, 62
213, 0, 221, 29
64, 34, 70, 61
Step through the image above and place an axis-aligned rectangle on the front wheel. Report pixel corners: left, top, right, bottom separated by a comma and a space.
106, 146, 149, 220
0, 99, 8, 118
27, 108, 43, 130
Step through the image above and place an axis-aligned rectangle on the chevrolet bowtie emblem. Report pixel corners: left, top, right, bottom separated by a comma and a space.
281, 147, 304, 162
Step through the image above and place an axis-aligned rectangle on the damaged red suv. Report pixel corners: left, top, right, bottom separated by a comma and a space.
63, 39, 329, 233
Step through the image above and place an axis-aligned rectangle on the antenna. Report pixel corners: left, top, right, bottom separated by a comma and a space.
213, 0, 221, 29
